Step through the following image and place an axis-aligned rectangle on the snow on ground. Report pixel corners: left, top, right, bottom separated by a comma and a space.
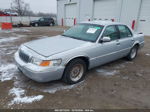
39, 82, 84, 94
122, 76, 131, 80
37, 36, 49, 39
9, 87, 44, 105
0, 28, 30, 33
0, 35, 26, 46
96, 69, 119, 76
14, 34, 27, 38
146, 53, 150, 56
0, 34, 27, 43
13, 28, 30, 32
14, 77, 85, 94
0, 37, 18, 43
96, 61, 134, 76
6, 50, 16, 55
0, 46, 18, 55
0, 64, 17, 82
114, 63, 125, 69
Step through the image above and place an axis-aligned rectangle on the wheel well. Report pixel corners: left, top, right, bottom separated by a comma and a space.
66, 57, 89, 70
134, 43, 140, 49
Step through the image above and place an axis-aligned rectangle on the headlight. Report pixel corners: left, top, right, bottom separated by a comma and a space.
31, 57, 62, 67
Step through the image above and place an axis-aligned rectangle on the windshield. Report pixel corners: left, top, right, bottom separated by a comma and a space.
62, 24, 104, 42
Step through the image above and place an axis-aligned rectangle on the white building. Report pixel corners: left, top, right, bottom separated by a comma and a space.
57, 0, 150, 35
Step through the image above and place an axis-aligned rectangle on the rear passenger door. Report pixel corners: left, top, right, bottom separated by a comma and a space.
45, 18, 50, 26
117, 25, 134, 57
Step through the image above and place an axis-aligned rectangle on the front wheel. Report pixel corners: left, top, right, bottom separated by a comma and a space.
126, 45, 138, 61
62, 59, 87, 84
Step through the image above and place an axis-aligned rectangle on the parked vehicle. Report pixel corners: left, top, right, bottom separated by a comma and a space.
30, 17, 55, 27
14, 21, 144, 84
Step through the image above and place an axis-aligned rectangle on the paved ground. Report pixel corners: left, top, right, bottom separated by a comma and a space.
0, 26, 150, 109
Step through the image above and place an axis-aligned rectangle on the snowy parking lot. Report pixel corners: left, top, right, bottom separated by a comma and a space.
0, 26, 150, 109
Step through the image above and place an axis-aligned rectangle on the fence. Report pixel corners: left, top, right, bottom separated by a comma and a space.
0, 16, 42, 25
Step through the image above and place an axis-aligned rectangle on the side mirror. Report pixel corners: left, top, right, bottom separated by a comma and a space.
101, 36, 111, 42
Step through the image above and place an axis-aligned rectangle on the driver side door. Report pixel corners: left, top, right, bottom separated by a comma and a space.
90, 25, 121, 68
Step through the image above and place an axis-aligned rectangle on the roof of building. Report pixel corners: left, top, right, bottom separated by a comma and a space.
81, 20, 125, 26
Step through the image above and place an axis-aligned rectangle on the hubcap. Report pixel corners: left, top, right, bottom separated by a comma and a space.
70, 64, 84, 82
131, 47, 137, 59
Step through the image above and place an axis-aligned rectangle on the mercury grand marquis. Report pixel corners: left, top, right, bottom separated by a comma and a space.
14, 21, 144, 84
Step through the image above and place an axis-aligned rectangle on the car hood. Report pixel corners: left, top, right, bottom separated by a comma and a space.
24, 35, 90, 57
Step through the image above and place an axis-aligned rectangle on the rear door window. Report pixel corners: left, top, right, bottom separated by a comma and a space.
44, 18, 49, 22
117, 25, 133, 39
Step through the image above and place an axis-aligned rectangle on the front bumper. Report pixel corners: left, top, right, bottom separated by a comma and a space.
14, 52, 65, 82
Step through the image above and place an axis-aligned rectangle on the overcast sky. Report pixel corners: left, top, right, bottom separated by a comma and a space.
0, 0, 57, 13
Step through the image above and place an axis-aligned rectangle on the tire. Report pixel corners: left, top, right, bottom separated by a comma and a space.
126, 45, 138, 61
50, 23, 55, 26
35, 23, 38, 27
49, 23, 53, 26
62, 59, 87, 84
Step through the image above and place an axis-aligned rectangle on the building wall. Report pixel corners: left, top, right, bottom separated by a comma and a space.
57, 0, 80, 26
57, 0, 65, 25
120, 0, 142, 29
79, 0, 93, 22
57, 0, 150, 35
57, 0, 123, 25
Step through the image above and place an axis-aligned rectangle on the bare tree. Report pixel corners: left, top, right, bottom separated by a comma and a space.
11, 0, 30, 16
11, 0, 56, 17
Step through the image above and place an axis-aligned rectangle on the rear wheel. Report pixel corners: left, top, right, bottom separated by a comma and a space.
49, 23, 53, 26
35, 23, 38, 27
62, 59, 87, 84
126, 45, 138, 60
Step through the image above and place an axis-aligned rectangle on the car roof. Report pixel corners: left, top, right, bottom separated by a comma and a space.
81, 20, 125, 26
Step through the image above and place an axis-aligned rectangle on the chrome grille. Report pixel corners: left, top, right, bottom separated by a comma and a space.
19, 50, 30, 63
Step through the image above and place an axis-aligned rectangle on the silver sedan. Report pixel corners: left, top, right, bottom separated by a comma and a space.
14, 21, 144, 84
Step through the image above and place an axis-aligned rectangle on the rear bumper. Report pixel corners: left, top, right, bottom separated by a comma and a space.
14, 52, 65, 82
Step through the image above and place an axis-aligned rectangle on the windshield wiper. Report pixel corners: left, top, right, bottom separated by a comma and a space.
62, 34, 69, 37
62, 34, 77, 39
